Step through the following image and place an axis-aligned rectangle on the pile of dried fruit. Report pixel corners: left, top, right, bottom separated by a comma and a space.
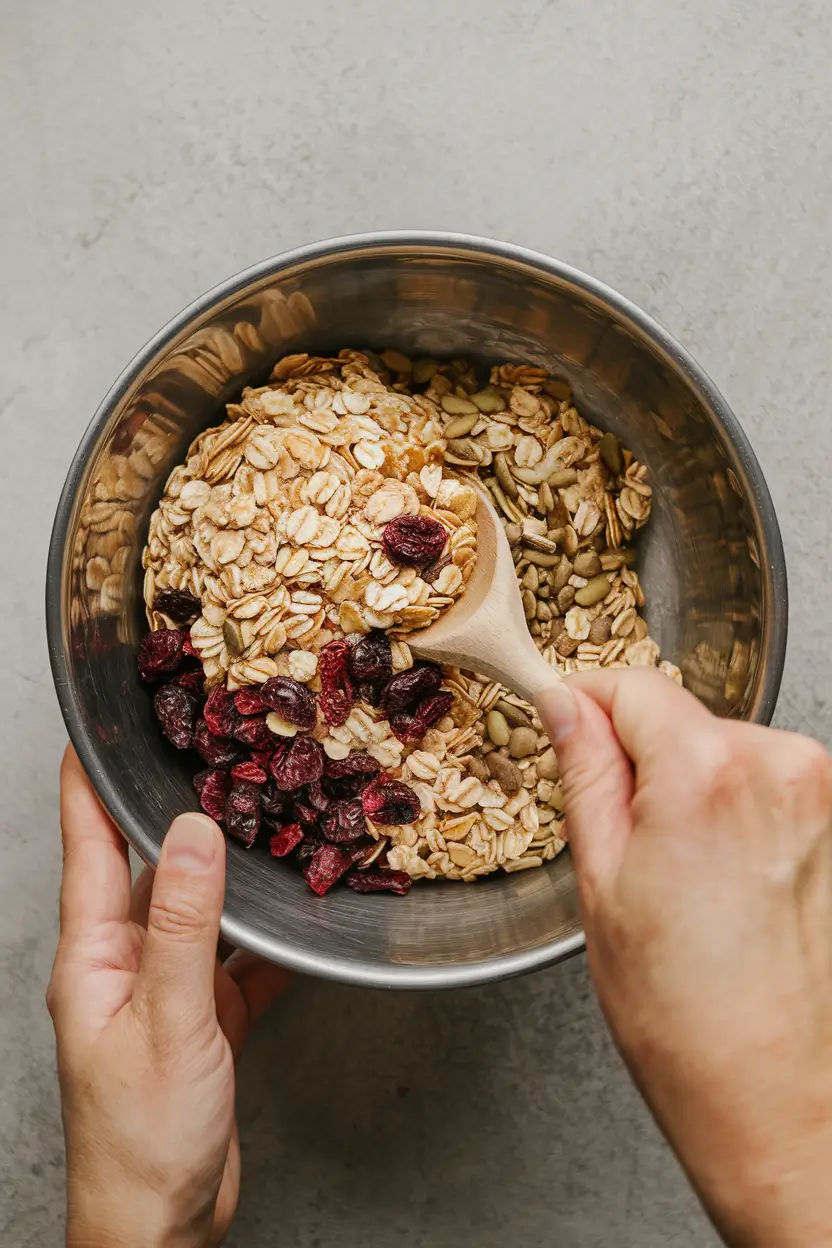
141, 349, 677, 895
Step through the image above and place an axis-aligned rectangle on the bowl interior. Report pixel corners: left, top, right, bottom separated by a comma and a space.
48, 237, 785, 986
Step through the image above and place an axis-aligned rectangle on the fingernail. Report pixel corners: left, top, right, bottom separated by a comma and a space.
536, 681, 579, 745
165, 813, 218, 873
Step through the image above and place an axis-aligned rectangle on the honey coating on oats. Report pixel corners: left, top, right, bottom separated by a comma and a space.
140, 349, 679, 895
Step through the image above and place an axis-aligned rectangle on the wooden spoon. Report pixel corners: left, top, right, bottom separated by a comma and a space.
410, 492, 564, 705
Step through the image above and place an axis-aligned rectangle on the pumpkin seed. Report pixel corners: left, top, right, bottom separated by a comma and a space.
522, 589, 537, 620
493, 452, 519, 498
443, 411, 479, 439
485, 709, 511, 747
543, 378, 572, 402
547, 468, 579, 488
412, 357, 439, 384
441, 394, 479, 416
523, 547, 560, 568
574, 574, 612, 607
537, 747, 560, 781
494, 698, 533, 728
573, 550, 602, 577
380, 349, 412, 373
471, 387, 507, 413
552, 555, 573, 591
508, 727, 538, 759
446, 438, 479, 461
223, 618, 245, 656
599, 432, 623, 475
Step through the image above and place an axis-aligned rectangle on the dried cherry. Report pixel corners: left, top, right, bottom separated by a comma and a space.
324, 750, 382, 780
269, 735, 324, 791
269, 823, 304, 858
173, 669, 206, 697
259, 677, 317, 729
230, 716, 274, 750
306, 780, 332, 813
380, 664, 442, 718
225, 781, 261, 848
346, 869, 413, 895
323, 799, 368, 844
318, 639, 354, 726
203, 686, 240, 737
231, 760, 269, 785
391, 689, 455, 743
303, 844, 352, 896
260, 783, 288, 818
234, 687, 268, 716
138, 628, 184, 682
382, 514, 447, 566
362, 776, 421, 825
154, 588, 201, 623
349, 631, 393, 685
193, 768, 229, 822
153, 684, 197, 749
193, 719, 241, 767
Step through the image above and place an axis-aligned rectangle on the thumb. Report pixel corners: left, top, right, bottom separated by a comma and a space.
134, 813, 226, 1038
535, 681, 634, 899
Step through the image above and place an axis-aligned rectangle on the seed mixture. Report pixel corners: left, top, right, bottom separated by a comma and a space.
140, 349, 677, 896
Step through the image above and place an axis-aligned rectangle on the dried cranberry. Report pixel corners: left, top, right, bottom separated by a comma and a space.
182, 632, 199, 659
380, 664, 442, 718
154, 588, 201, 623
324, 750, 382, 780
204, 686, 240, 737
231, 760, 268, 785
259, 677, 317, 729
173, 669, 206, 697
346, 869, 413, 895
291, 798, 319, 827
269, 823, 304, 857
382, 514, 447, 566
153, 684, 197, 749
306, 780, 331, 813
193, 719, 241, 767
362, 777, 421, 825
193, 768, 229, 822
138, 629, 184, 682
318, 639, 354, 726
231, 716, 274, 750
358, 681, 382, 707
349, 631, 393, 684
234, 687, 268, 716
269, 735, 325, 791
260, 783, 287, 817
225, 781, 261, 848
391, 689, 455, 743
323, 799, 368, 844
303, 844, 352, 896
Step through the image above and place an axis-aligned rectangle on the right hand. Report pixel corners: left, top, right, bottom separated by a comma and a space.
537, 671, 832, 1248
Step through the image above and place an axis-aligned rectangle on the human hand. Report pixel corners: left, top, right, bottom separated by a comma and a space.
48, 747, 290, 1248
538, 673, 832, 1248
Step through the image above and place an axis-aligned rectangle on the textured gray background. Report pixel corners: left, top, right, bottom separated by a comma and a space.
2, 0, 830, 1244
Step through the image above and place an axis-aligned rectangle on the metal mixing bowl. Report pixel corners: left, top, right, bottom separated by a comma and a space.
46, 232, 788, 989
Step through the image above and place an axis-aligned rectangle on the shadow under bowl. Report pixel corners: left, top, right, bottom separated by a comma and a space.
46, 232, 787, 989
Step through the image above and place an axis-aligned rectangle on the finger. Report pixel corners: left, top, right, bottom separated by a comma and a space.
225, 950, 292, 1028
133, 813, 226, 1037
536, 683, 634, 896
58, 745, 132, 944
130, 866, 155, 928
566, 667, 714, 769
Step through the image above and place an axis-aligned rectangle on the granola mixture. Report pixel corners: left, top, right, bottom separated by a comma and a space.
140, 349, 677, 895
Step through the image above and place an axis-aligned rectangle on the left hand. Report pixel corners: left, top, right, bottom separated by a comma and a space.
48, 746, 290, 1248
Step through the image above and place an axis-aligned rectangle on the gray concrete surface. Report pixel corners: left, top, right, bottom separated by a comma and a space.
1, 0, 830, 1243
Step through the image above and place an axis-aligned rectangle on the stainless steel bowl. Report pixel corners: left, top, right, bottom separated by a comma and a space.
46, 232, 788, 989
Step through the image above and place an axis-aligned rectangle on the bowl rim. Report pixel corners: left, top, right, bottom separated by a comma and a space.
46, 230, 789, 989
